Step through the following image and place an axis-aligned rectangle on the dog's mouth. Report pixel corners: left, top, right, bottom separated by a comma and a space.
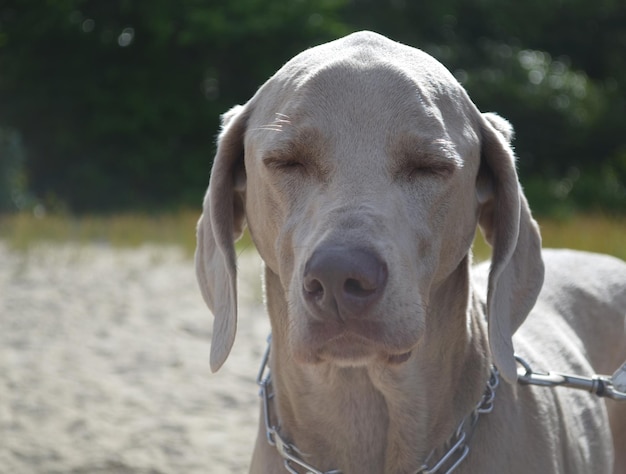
298, 321, 417, 367
317, 341, 413, 367
387, 351, 412, 364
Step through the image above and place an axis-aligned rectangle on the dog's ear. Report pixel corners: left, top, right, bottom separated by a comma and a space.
195, 105, 248, 372
477, 112, 544, 384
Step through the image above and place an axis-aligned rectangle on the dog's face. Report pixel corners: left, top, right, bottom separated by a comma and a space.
243, 50, 482, 366
197, 32, 543, 383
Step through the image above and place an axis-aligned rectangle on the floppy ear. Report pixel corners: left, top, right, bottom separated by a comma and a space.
195, 105, 248, 372
477, 112, 544, 384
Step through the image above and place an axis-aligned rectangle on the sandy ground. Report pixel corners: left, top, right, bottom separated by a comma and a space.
0, 242, 270, 474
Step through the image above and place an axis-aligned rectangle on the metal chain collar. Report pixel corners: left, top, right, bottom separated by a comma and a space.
256, 336, 499, 474
254, 334, 626, 474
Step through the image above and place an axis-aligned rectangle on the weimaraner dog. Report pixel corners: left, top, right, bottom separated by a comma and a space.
196, 31, 626, 473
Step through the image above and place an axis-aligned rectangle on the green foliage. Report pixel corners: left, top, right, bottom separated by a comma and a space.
0, 0, 625, 214
0, 0, 348, 211
0, 128, 30, 212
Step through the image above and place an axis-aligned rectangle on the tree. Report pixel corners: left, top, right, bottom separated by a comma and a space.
1, 0, 624, 213
0, 0, 348, 211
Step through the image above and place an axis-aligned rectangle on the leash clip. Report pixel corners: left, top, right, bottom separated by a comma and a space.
516, 355, 626, 401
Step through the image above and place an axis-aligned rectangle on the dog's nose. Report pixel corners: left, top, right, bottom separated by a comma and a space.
303, 246, 388, 320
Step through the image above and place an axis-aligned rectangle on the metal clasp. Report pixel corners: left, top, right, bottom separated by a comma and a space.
516, 355, 626, 401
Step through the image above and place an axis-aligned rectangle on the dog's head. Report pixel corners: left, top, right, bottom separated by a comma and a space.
196, 31, 543, 384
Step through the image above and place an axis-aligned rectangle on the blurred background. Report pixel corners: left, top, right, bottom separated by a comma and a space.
2, 0, 626, 213
0, 0, 625, 253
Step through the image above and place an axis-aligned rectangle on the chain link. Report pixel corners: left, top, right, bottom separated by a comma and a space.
416, 367, 499, 474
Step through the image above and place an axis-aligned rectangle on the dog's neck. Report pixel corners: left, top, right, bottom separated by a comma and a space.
262, 257, 491, 474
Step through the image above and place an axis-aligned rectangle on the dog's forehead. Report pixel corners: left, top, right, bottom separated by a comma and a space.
277, 31, 457, 92
246, 31, 479, 153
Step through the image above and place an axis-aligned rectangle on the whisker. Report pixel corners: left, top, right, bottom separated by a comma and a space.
250, 126, 284, 133
250, 113, 292, 134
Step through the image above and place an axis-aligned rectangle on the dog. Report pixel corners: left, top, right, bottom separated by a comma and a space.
195, 31, 626, 473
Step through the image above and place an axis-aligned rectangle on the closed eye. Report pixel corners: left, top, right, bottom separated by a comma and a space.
263, 156, 307, 173
402, 160, 455, 180
392, 137, 462, 182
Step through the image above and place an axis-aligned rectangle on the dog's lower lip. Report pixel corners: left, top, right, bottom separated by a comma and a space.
388, 351, 412, 364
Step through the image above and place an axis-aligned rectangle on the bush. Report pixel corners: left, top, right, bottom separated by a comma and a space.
0, 128, 31, 213
1, 0, 625, 214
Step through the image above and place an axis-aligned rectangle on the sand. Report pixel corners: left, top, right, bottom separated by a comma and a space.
0, 242, 270, 474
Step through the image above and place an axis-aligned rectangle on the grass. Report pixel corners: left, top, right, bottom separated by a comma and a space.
0, 210, 200, 255
472, 214, 626, 262
1, 211, 624, 262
